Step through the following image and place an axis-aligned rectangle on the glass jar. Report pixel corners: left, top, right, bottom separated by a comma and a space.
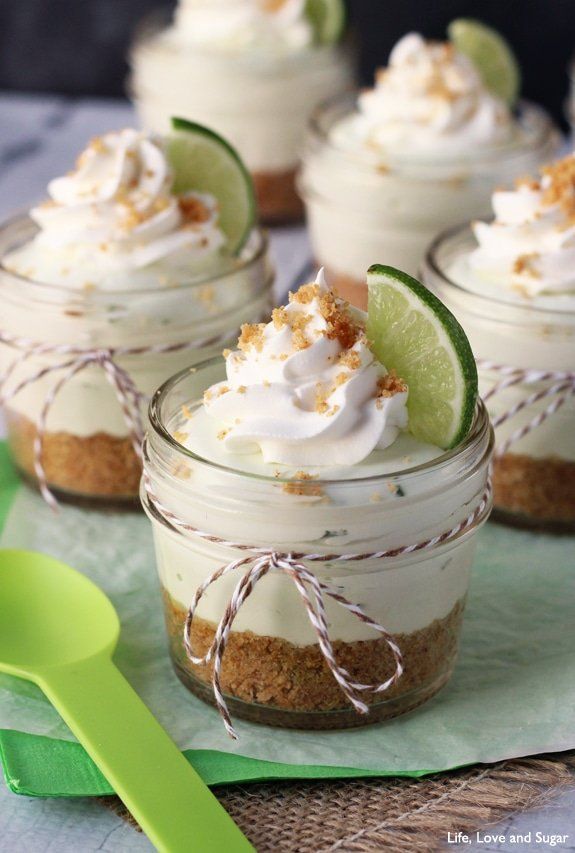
142, 358, 493, 730
422, 225, 575, 531
299, 94, 560, 309
0, 215, 273, 506
129, 14, 356, 226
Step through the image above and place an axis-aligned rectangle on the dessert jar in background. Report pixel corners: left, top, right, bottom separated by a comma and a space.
0, 123, 273, 505
130, 1, 355, 225
299, 31, 559, 310
142, 359, 493, 730
0, 217, 273, 504
423, 225, 575, 531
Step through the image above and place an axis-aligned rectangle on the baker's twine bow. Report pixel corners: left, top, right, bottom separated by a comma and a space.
0, 330, 228, 510
143, 466, 491, 738
477, 360, 575, 457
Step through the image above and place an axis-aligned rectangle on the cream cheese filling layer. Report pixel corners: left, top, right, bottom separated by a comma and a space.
156, 526, 473, 644
132, 39, 353, 172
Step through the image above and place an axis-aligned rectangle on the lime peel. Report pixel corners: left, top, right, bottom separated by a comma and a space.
305, 0, 346, 45
366, 265, 478, 450
448, 18, 521, 107
167, 117, 256, 255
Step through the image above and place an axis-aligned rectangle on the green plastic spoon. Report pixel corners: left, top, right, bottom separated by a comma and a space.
0, 550, 253, 853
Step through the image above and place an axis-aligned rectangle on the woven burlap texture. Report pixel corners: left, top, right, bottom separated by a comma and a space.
103, 752, 575, 851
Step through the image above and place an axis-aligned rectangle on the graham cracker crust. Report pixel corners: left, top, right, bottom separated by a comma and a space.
7, 410, 141, 501
252, 168, 304, 225
323, 267, 367, 310
163, 590, 465, 728
493, 452, 575, 529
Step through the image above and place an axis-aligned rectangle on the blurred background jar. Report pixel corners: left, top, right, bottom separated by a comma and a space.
130, 2, 356, 225
423, 225, 575, 532
0, 215, 273, 505
299, 92, 559, 310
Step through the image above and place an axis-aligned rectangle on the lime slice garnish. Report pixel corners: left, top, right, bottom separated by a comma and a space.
305, 0, 346, 45
167, 117, 256, 255
366, 265, 478, 450
448, 18, 521, 107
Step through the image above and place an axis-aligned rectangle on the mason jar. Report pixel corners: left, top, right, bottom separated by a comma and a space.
422, 224, 575, 531
0, 215, 273, 505
299, 94, 559, 309
142, 357, 493, 730
130, 15, 356, 225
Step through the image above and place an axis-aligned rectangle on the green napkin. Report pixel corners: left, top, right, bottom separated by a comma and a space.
0, 442, 18, 533
0, 730, 432, 798
1, 446, 574, 798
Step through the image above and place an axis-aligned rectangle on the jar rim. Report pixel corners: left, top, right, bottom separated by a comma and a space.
424, 221, 575, 320
0, 213, 269, 299
148, 355, 493, 488
306, 91, 558, 173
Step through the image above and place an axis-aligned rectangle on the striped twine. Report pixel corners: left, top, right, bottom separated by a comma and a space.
477, 360, 575, 457
143, 462, 491, 738
0, 330, 229, 509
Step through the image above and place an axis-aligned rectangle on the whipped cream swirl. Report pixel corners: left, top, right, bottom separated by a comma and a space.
3, 129, 225, 290
174, 0, 314, 56
469, 152, 575, 297
203, 269, 408, 467
348, 33, 513, 157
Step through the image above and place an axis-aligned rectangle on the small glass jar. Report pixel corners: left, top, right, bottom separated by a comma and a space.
142, 358, 493, 730
299, 94, 560, 309
129, 14, 356, 226
0, 215, 273, 506
422, 225, 575, 531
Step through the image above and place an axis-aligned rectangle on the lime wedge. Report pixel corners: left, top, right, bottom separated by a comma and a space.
167, 117, 256, 255
305, 0, 346, 45
367, 265, 478, 450
448, 18, 520, 107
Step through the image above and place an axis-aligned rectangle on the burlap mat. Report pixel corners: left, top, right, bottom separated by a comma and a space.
102, 752, 575, 851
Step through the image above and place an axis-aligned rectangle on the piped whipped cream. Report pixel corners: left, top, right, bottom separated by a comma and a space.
332, 32, 514, 159
466, 152, 575, 298
3, 129, 226, 290
200, 269, 408, 467
173, 0, 314, 56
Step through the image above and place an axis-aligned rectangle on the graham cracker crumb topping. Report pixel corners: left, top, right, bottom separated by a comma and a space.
178, 195, 211, 224
282, 471, 324, 497
541, 154, 575, 219
514, 155, 575, 224
377, 371, 407, 399
238, 323, 266, 353
261, 0, 288, 11
513, 252, 541, 279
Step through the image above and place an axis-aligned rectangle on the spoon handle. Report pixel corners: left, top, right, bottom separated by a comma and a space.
38, 655, 253, 853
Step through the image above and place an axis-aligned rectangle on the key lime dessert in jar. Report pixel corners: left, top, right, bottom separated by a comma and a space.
0, 119, 273, 504
423, 151, 575, 530
143, 266, 492, 730
130, 0, 354, 224
300, 20, 559, 309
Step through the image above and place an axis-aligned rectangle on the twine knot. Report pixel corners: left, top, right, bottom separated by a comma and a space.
182, 547, 404, 739
143, 464, 491, 739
